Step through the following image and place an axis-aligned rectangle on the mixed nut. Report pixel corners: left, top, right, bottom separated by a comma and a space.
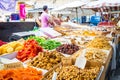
29, 51, 64, 70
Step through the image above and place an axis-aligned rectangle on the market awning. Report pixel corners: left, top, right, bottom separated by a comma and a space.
82, 0, 104, 9
64, 1, 86, 8
52, 1, 86, 23
52, 1, 86, 11
82, 0, 120, 9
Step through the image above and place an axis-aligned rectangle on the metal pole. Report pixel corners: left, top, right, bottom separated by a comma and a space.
76, 8, 78, 23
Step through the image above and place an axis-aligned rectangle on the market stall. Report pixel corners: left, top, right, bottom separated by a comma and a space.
82, 0, 120, 26
0, 0, 120, 80
0, 23, 119, 80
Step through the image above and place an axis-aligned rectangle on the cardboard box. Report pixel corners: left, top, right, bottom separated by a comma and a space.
0, 62, 23, 70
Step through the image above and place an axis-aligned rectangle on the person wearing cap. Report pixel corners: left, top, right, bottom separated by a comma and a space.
40, 5, 53, 28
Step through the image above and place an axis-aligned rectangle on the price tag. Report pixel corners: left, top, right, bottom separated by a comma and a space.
75, 57, 86, 69
4, 62, 23, 70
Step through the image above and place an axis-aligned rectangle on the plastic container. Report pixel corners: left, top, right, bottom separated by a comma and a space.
90, 16, 101, 26
11, 13, 20, 20
81, 16, 86, 23
98, 21, 115, 27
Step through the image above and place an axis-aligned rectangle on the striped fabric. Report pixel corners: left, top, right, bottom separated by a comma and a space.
0, 0, 16, 12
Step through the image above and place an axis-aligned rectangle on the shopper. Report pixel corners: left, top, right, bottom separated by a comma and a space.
41, 5, 53, 28
57, 14, 63, 22
65, 16, 71, 22
52, 14, 62, 25
104, 14, 109, 22
36, 12, 42, 27
117, 18, 120, 27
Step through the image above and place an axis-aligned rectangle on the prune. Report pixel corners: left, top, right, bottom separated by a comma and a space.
56, 44, 79, 55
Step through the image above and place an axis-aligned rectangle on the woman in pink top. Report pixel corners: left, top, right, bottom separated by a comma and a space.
41, 5, 53, 28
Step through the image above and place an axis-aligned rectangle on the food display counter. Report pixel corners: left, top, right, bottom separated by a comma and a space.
0, 23, 119, 80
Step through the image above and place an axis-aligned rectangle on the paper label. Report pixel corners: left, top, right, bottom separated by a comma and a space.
75, 57, 86, 69
4, 62, 23, 70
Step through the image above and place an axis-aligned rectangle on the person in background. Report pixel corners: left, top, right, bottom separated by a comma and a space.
57, 14, 63, 22
65, 16, 71, 22
104, 14, 109, 22
73, 19, 77, 23
117, 17, 120, 27
52, 14, 63, 26
36, 12, 42, 27
41, 5, 53, 28
111, 15, 115, 21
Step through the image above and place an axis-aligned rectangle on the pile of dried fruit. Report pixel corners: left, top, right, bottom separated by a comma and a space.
42, 40, 61, 50
0, 40, 7, 46
29, 51, 63, 70
17, 39, 43, 62
27, 36, 61, 50
56, 44, 79, 55
87, 37, 111, 50
57, 66, 80, 80
79, 67, 100, 80
0, 41, 23, 55
85, 49, 107, 63
0, 67, 43, 80
43, 65, 100, 80
82, 30, 96, 36
27, 36, 46, 46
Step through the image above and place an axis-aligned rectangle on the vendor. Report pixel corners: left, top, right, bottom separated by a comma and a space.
103, 14, 109, 22
41, 5, 53, 28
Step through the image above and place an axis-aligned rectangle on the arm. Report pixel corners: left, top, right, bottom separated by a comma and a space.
46, 15, 56, 27
36, 18, 41, 27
